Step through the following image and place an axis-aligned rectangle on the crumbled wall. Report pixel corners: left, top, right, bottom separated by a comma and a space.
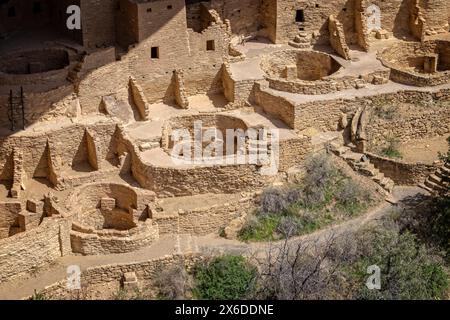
0, 202, 21, 239
328, 15, 350, 60
0, 122, 118, 187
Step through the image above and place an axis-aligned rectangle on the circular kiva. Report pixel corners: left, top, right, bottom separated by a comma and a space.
379, 40, 450, 86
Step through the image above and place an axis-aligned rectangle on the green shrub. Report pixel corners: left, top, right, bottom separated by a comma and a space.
239, 154, 375, 242
351, 227, 449, 300
379, 135, 402, 159
239, 213, 280, 241
193, 255, 257, 300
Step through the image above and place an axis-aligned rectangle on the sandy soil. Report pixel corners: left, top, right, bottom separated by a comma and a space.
398, 136, 448, 164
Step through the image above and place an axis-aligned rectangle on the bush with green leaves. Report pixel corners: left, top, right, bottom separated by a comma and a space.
349, 225, 449, 300
396, 195, 450, 260
239, 153, 374, 242
193, 255, 257, 300
379, 135, 402, 159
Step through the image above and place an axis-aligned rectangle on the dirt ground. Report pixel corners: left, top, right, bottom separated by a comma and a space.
398, 136, 449, 164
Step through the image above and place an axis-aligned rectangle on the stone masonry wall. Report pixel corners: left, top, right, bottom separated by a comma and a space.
366, 152, 438, 185
0, 217, 71, 283
35, 254, 204, 299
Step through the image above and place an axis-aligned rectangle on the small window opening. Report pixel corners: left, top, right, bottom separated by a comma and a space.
295, 9, 305, 23
206, 40, 215, 51
151, 47, 159, 59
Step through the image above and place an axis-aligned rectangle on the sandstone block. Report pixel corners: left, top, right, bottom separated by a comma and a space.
100, 198, 116, 211
27, 199, 44, 213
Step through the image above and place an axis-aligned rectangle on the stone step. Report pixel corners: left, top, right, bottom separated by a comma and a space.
439, 165, 450, 176
428, 174, 442, 185
288, 41, 311, 49
373, 172, 385, 183
436, 169, 446, 179
418, 183, 434, 193
425, 179, 446, 192
341, 151, 363, 163
329, 142, 350, 156
379, 177, 394, 192
380, 177, 390, 187
359, 165, 379, 177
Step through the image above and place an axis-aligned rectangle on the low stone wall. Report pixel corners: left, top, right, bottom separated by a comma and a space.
65, 182, 154, 220
117, 126, 273, 198
70, 221, 159, 256
0, 217, 71, 283
34, 254, 204, 300
296, 88, 450, 133
253, 83, 296, 129
365, 152, 438, 185
366, 94, 450, 147
389, 68, 450, 87
379, 40, 450, 87
154, 194, 258, 236
266, 70, 389, 95
0, 121, 118, 186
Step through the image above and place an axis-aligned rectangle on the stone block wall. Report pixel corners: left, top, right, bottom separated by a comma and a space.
0, 202, 21, 239
35, 254, 204, 299
293, 88, 450, 133
365, 93, 450, 148
155, 194, 258, 236
0, 122, 119, 188
253, 83, 296, 129
117, 125, 274, 198
70, 221, 159, 255
366, 152, 439, 185
0, 217, 71, 283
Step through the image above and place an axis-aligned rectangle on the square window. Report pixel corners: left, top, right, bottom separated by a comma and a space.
206, 40, 215, 51
295, 9, 305, 23
151, 47, 159, 59
167, 5, 173, 10
147, 8, 152, 13
8, 6, 16, 17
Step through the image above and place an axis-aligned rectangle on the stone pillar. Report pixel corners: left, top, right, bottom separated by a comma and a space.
284, 65, 297, 80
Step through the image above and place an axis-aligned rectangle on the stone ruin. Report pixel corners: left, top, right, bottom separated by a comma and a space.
0, 0, 448, 298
